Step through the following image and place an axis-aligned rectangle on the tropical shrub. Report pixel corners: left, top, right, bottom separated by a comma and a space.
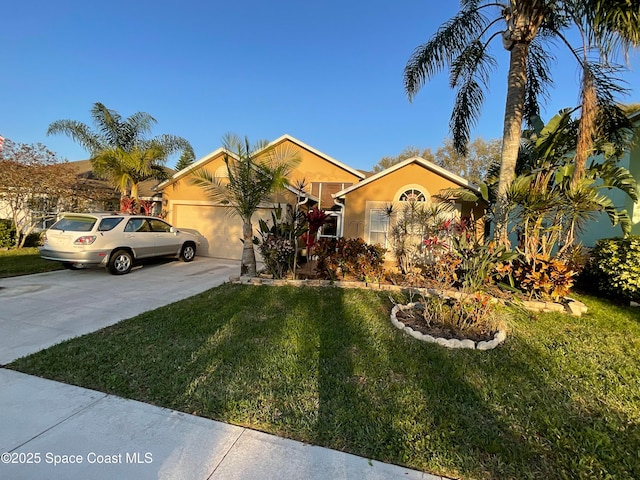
315, 238, 386, 283
581, 236, 640, 302
258, 235, 296, 279
120, 196, 136, 214
255, 207, 305, 279
385, 201, 456, 275
507, 254, 576, 301
304, 206, 327, 254
139, 199, 154, 215
448, 228, 518, 293
418, 251, 461, 289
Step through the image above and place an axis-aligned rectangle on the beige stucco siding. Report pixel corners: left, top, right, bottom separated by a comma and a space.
273, 141, 362, 189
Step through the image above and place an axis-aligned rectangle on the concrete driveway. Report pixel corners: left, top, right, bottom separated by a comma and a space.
0, 257, 240, 365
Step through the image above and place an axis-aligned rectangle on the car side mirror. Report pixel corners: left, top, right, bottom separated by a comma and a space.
170, 227, 178, 234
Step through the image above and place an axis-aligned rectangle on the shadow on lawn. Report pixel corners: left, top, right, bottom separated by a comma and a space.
134, 287, 640, 479
10, 285, 639, 479
313, 291, 639, 479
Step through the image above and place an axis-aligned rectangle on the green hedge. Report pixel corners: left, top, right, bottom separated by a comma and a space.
0, 219, 16, 248
582, 236, 640, 302
0, 220, 43, 248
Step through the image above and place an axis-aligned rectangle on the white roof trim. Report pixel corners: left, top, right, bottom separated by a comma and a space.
155, 147, 235, 190
332, 156, 480, 198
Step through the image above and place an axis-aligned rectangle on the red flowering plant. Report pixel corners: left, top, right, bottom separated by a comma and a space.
304, 206, 328, 256
119, 196, 136, 214
139, 199, 154, 215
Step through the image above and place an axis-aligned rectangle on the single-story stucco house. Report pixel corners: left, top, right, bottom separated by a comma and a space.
156, 135, 485, 260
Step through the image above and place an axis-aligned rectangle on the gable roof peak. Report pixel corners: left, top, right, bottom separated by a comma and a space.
268, 134, 365, 180
332, 155, 480, 199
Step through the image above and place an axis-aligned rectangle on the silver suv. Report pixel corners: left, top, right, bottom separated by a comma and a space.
40, 213, 200, 275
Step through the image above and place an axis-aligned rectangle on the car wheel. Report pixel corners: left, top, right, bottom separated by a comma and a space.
180, 242, 196, 262
108, 249, 133, 275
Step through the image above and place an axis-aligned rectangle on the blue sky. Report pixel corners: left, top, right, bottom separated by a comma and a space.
2, 1, 639, 172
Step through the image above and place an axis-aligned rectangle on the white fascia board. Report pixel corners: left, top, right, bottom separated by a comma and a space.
156, 147, 237, 190
332, 157, 480, 199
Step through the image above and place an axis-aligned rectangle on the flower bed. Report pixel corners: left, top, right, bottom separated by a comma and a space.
230, 276, 588, 317
391, 302, 507, 350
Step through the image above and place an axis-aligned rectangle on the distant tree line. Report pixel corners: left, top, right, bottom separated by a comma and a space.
373, 137, 501, 185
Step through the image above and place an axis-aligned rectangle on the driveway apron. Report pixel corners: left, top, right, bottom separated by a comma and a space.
0, 258, 240, 365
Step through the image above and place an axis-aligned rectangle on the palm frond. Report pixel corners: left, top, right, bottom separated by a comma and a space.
190, 168, 232, 209
91, 103, 127, 149
450, 78, 485, 155
125, 111, 156, 139
524, 39, 554, 123
587, 0, 640, 56
404, 6, 488, 100
46, 120, 104, 154
449, 39, 497, 89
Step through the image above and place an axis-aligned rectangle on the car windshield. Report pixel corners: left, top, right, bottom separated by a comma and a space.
51, 216, 97, 232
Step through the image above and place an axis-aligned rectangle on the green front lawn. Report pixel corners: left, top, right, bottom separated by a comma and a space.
8, 284, 640, 479
0, 247, 63, 277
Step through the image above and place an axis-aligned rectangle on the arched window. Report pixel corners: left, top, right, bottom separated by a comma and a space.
399, 188, 426, 202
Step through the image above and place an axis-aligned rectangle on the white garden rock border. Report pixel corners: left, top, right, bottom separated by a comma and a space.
390, 302, 507, 350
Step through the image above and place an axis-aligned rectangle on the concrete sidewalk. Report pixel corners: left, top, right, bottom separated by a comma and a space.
0, 369, 438, 479
0, 258, 440, 479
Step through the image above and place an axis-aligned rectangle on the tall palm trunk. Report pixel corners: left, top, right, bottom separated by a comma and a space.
494, 41, 529, 247
573, 67, 597, 188
241, 218, 257, 276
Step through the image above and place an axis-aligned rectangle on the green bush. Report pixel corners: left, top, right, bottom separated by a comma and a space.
23, 231, 43, 248
581, 236, 640, 302
0, 220, 17, 248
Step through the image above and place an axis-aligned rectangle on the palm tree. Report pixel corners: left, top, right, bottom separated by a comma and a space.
48, 102, 193, 201
439, 108, 637, 254
191, 134, 300, 277
404, 1, 636, 246
570, 0, 640, 187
